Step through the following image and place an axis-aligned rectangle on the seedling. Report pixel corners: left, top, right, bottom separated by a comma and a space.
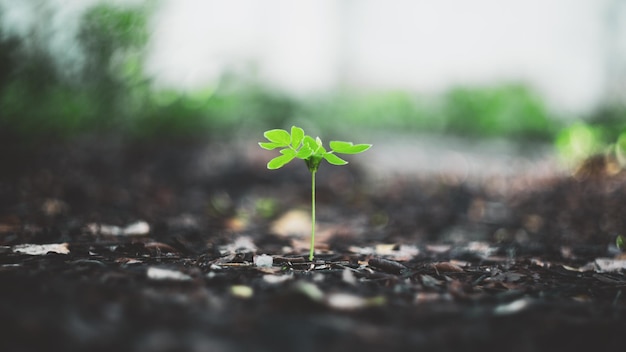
260, 126, 372, 261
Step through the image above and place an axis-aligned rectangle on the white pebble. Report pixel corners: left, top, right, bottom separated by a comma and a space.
253, 254, 273, 268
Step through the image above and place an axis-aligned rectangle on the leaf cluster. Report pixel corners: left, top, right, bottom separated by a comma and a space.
259, 126, 371, 173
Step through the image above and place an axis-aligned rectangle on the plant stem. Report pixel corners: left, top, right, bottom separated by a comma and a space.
309, 170, 316, 261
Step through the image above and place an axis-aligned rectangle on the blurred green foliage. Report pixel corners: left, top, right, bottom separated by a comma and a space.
77, 3, 151, 122
439, 84, 555, 139
0, 1, 298, 143
0, 2, 152, 141
554, 104, 626, 165
304, 84, 557, 140
555, 122, 607, 165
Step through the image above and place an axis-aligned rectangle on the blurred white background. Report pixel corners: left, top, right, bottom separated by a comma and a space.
145, 0, 626, 114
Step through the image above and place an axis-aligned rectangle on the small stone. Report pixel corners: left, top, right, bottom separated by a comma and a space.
253, 254, 273, 268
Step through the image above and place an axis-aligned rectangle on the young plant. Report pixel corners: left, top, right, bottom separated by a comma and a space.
259, 126, 372, 261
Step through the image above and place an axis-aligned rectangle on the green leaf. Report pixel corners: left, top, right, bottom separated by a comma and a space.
329, 141, 372, 154
323, 153, 348, 166
267, 152, 296, 169
303, 135, 319, 152
296, 145, 314, 159
310, 137, 326, 155
291, 126, 304, 149
259, 142, 281, 150
280, 148, 296, 157
264, 129, 291, 146
617, 235, 625, 251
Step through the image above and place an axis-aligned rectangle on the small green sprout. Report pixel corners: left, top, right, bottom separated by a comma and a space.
617, 235, 624, 251
260, 126, 372, 261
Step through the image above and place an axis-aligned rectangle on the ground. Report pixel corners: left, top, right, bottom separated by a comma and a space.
1, 136, 625, 352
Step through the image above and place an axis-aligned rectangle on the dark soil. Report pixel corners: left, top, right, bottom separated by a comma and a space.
1, 137, 625, 352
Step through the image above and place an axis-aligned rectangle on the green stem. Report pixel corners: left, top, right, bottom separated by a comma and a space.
309, 170, 316, 261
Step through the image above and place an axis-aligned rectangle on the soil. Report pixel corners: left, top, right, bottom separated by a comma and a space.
1, 136, 625, 352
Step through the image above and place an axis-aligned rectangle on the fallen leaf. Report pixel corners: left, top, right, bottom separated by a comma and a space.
342, 268, 357, 285
255, 267, 282, 274
349, 244, 419, 260
368, 257, 407, 274
123, 221, 150, 236
464, 241, 497, 258
325, 293, 367, 310
219, 236, 257, 255
224, 215, 248, 232
415, 292, 452, 303
420, 274, 443, 288
144, 242, 179, 255
594, 258, 626, 273
230, 285, 254, 299
262, 274, 293, 284
273, 256, 306, 264
325, 293, 386, 311
593, 273, 626, 284
146, 267, 192, 281
493, 298, 532, 315
426, 244, 451, 254
86, 221, 150, 236
95, 224, 123, 236
270, 209, 311, 238
432, 262, 464, 273
292, 281, 325, 302
562, 263, 595, 272
490, 271, 525, 283
12, 243, 69, 255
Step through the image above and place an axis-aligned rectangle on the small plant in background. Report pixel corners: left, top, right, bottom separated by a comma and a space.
260, 126, 372, 261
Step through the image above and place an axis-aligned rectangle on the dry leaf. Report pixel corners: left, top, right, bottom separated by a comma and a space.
262, 274, 293, 284
493, 298, 532, 315
342, 268, 357, 285
594, 258, 626, 273
12, 243, 69, 255
432, 262, 464, 273
368, 257, 407, 274
219, 236, 257, 255
147, 267, 192, 281
231, 285, 254, 299
325, 293, 386, 311
86, 221, 150, 236
270, 210, 311, 238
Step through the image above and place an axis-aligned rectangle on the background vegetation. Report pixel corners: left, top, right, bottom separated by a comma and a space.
1, 2, 625, 164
